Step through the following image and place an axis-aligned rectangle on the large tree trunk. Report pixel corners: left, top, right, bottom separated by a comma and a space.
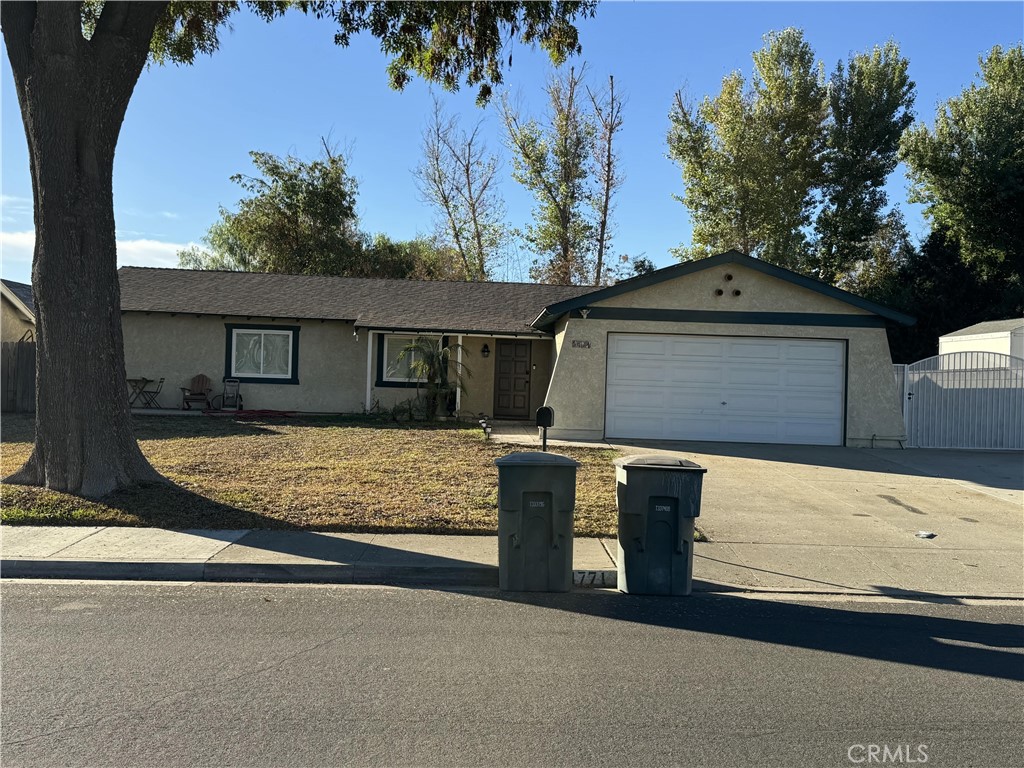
2, 1, 169, 497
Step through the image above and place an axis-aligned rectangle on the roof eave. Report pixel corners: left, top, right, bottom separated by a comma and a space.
533, 250, 916, 327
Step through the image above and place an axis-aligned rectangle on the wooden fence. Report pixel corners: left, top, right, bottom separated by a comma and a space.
2, 341, 36, 413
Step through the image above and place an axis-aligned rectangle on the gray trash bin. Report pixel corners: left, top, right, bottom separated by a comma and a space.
614, 455, 707, 596
495, 452, 580, 592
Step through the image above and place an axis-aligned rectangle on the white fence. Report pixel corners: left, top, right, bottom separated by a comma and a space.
893, 352, 1024, 450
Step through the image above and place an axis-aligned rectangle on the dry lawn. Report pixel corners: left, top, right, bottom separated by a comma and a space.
0, 414, 623, 537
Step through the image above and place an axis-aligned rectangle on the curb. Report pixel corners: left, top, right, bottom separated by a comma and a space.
5, 561, 1018, 600
1, 559, 617, 590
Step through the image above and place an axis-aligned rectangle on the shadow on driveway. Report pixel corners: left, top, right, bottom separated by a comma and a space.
612, 439, 1024, 492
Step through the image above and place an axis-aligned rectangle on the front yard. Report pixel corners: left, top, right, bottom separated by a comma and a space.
0, 414, 622, 537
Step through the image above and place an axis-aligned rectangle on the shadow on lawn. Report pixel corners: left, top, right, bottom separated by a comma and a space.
129, 414, 481, 441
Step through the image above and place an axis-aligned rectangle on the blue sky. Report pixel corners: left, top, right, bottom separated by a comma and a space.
2, 1, 1022, 285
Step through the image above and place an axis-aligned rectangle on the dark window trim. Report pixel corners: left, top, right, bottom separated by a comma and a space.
570, 307, 887, 328
224, 323, 301, 385
375, 333, 448, 389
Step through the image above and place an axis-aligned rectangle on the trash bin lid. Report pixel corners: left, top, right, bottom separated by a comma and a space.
613, 454, 706, 472
495, 451, 581, 467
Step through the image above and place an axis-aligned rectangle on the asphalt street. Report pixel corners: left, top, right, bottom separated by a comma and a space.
1, 581, 1022, 768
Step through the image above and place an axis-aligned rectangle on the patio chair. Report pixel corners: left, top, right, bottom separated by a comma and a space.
180, 374, 212, 410
139, 378, 165, 408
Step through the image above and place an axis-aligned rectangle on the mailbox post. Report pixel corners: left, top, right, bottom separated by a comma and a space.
495, 451, 579, 592
614, 455, 707, 596
536, 406, 555, 451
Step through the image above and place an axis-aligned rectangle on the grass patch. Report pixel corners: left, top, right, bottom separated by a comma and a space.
1, 414, 646, 537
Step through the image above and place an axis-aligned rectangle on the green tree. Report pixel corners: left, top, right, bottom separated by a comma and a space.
668, 28, 826, 267
1, 0, 596, 497
855, 228, 1013, 363
814, 41, 915, 283
900, 44, 1024, 285
501, 65, 596, 284
179, 141, 362, 275
358, 234, 465, 281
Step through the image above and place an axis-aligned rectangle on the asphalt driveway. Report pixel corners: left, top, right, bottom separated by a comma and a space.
611, 442, 1024, 597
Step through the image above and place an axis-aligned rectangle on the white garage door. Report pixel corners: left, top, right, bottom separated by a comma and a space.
605, 334, 845, 445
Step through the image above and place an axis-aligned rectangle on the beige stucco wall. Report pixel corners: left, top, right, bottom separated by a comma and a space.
598, 262, 872, 315
543, 265, 905, 447
122, 313, 364, 412
1, 296, 34, 342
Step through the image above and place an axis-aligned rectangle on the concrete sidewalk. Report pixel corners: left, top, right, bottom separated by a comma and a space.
0, 527, 618, 588
3, 525, 1021, 597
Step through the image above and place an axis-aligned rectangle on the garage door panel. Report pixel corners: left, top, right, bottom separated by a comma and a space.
727, 340, 783, 361
785, 340, 844, 363
608, 360, 665, 383
609, 335, 669, 357
606, 333, 844, 446
780, 393, 843, 417
783, 368, 843, 388
727, 367, 782, 387
607, 387, 669, 409
672, 362, 723, 385
669, 338, 725, 359
667, 390, 725, 411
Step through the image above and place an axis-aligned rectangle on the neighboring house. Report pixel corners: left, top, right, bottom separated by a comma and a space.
938, 319, 1024, 359
119, 250, 914, 447
1, 279, 35, 342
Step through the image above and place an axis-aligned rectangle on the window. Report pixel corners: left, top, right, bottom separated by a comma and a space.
383, 335, 427, 382
225, 324, 300, 384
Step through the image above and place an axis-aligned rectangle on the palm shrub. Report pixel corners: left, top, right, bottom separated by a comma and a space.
393, 337, 472, 420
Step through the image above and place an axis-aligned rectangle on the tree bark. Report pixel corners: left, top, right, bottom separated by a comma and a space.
2, 1, 169, 497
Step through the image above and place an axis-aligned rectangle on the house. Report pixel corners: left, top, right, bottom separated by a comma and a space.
119, 250, 914, 447
938, 319, 1024, 360
1, 279, 35, 342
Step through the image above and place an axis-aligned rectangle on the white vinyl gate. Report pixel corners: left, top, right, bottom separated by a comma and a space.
895, 352, 1024, 449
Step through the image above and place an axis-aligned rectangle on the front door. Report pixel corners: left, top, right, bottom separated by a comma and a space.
494, 340, 531, 418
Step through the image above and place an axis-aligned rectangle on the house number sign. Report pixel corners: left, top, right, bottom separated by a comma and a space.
571, 339, 592, 349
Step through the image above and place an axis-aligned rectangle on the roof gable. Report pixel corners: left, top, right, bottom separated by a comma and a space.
532, 250, 915, 327
1, 279, 35, 322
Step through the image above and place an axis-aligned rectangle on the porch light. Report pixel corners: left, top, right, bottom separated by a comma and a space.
481, 343, 490, 358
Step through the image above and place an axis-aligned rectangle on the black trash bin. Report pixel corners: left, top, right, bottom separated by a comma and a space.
495, 452, 579, 592
614, 455, 707, 595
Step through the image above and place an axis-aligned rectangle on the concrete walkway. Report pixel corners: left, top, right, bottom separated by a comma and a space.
0, 527, 617, 588
3, 525, 1021, 597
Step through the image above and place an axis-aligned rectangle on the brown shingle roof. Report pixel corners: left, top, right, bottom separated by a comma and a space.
118, 267, 593, 336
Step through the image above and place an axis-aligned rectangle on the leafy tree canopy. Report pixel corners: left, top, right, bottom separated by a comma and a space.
668, 29, 915, 284
900, 44, 1024, 284
83, 1, 596, 105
